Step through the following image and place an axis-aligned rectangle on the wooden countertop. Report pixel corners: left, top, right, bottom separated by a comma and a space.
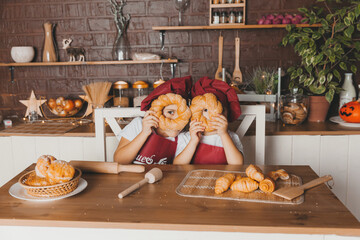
0, 164, 359, 235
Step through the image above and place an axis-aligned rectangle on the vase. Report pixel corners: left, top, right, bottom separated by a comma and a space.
308, 96, 330, 122
42, 22, 58, 62
112, 32, 131, 61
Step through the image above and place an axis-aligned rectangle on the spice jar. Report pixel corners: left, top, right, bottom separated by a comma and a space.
236, 11, 243, 23
229, 11, 236, 23
113, 81, 130, 107
133, 81, 149, 107
235, 0, 241, 3
280, 88, 309, 125
227, 0, 234, 3
213, 0, 220, 4
220, 11, 228, 24
220, 0, 226, 4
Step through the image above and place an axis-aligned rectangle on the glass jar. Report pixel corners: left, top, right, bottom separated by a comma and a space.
220, 0, 226, 4
220, 11, 228, 24
236, 11, 243, 23
133, 81, 149, 107
280, 88, 309, 125
229, 11, 236, 23
235, 0, 241, 3
213, 0, 220, 4
113, 81, 130, 107
227, 0, 234, 3
213, 11, 220, 24
153, 79, 166, 89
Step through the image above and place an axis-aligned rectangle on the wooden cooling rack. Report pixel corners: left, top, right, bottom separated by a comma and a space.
0, 122, 79, 136
176, 169, 304, 204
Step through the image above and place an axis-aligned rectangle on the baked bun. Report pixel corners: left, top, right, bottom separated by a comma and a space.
230, 177, 259, 193
215, 173, 235, 194
25, 172, 50, 186
46, 160, 75, 184
35, 155, 57, 178
150, 93, 191, 131
268, 169, 290, 181
245, 164, 265, 182
259, 177, 276, 193
190, 93, 223, 132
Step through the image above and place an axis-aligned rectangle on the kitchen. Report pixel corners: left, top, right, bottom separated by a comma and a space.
1, 0, 360, 239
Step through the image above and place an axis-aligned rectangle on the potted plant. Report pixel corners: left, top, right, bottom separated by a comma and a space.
282, 0, 360, 122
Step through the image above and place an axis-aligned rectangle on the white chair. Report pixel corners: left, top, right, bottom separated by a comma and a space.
95, 105, 265, 164
94, 107, 145, 162
235, 105, 266, 165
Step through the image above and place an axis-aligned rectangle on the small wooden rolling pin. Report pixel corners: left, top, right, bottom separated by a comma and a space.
69, 161, 145, 174
118, 167, 163, 198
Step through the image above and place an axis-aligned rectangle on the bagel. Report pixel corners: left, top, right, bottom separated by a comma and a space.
150, 93, 191, 131
190, 93, 223, 132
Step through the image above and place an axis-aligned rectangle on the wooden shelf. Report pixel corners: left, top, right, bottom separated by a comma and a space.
210, 3, 245, 8
0, 59, 178, 67
152, 24, 321, 31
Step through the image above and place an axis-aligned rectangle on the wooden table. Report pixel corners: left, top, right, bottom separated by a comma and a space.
0, 165, 359, 239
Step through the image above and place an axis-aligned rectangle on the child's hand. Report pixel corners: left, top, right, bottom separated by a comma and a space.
189, 120, 205, 143
141, 110, 159, 136
210, 114, 228, 136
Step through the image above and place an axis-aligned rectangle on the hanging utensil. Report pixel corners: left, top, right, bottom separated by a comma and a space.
232, 37, 243, 83
214, 35, 224, 81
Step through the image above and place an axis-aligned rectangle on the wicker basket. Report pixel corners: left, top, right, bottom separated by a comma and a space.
18, 168, 82, 198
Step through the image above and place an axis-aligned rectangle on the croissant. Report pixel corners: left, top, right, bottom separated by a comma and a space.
259, 177, 276, 193
230, 177, 259, 193
46, 160, 75, 184
190, 93, 223, 132
215, 173, 235, 194
268, 169, 290, 181
245, 164, 264, 182
150, 93, 191, 131
235, 175, 242, 181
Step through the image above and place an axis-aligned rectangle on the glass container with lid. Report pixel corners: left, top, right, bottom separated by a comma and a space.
153, 79, 166, 89
280, 88, 309, 125
113, 81, 130, 107
133, 81, 149, 107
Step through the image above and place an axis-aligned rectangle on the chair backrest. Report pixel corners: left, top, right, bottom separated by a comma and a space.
235, 105, 266, 165
94, 107, 145, 162
95, 105, 266, 164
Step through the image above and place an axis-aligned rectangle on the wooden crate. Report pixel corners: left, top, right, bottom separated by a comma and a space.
209, 0, 246, 26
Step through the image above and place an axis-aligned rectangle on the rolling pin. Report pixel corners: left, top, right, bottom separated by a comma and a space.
69, 161, 145, 174
118, 168, 163, 198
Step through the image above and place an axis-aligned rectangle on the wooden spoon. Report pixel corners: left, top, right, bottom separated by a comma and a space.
214, 35, 223, 81
232, 37, 243, 83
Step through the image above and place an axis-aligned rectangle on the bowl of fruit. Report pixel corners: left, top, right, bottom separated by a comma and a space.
46, 97, 83, 117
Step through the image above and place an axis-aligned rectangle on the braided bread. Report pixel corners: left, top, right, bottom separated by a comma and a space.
190, 93, 223, 132
215, 173, 235, 194
245, 164, 264, 182
150, 93, 191, 131
230, 177, 259, 193
259, 177, 276, 193
35, 155, 57, 178
46, 160, 76, 184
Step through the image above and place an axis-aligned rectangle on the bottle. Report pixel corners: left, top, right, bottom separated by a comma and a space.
213, 11, 220, 24
339, 73, 356, 111
229, 11, 236, 24
236, 11, 243, 23
220, 11, 228, 24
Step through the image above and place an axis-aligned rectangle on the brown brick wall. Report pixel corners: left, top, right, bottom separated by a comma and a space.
0, 0, 315, 117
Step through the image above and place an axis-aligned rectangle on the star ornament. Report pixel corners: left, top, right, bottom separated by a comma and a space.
19, 90, 47, 117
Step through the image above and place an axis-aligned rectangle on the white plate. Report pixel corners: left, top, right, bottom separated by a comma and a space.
329, 116, 360, 128
9, 178, 87, 201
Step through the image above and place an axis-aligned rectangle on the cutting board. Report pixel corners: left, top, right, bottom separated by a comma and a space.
176, 169, 304, 205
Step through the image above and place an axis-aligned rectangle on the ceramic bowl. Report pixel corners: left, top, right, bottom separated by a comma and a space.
10, 46, 35, 63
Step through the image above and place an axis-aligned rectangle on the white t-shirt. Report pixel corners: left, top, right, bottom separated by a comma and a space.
118, 117, 189, 157
181, 131, 244, 154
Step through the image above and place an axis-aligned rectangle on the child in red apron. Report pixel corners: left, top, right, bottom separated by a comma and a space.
113, 76, 192, 165
173, 77, 244, 165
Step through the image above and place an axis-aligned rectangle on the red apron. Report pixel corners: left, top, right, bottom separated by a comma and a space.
133, 133, 177, 165
192, 143, 227, 165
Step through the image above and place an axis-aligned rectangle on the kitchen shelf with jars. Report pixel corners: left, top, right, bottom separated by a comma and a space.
210, 0, 246, 26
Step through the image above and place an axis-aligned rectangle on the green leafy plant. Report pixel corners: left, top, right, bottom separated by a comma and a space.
282, 0, 360, 103
250, 67, 278, 95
